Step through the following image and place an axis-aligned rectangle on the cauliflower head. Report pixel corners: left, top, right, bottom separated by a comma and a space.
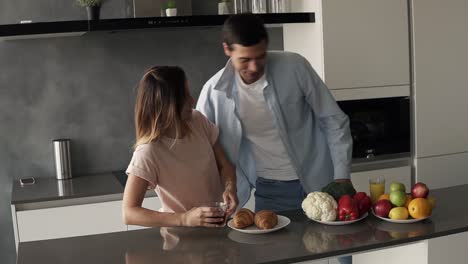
301, 192, 337, 221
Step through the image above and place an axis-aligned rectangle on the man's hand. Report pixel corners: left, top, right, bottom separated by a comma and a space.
222, 185, 238, 219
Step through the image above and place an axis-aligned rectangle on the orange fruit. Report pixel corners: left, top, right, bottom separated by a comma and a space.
404, 194, 413, 208
408, 198, 432, 219
378, 193, 390, 201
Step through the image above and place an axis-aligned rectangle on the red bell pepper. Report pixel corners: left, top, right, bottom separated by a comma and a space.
338, 195, 359, 221
353, 192, 372, 215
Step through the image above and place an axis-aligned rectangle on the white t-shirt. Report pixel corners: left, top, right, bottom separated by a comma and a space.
236, 72, 298, 181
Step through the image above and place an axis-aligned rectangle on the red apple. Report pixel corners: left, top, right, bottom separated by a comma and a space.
411, 182, 429, 198
373, 200, 392, 218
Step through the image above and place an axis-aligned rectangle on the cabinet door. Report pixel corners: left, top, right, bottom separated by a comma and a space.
428, 231, 468, 264
127, 196, 162, 231
16, 200, 126, 242
322, 0, 410, 90
412, 0, 468, 158
284, 0, 325, 79
416, 153, 468, 189
351, 166, 411, 194
353, 240, 428, 264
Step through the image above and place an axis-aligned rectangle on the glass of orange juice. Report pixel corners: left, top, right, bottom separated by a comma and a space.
369, 177, 385, 204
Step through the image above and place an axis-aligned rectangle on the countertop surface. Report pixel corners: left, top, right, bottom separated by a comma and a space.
17, 184, 468, 264
11, 153, 411, 205
11, 171, 128, 204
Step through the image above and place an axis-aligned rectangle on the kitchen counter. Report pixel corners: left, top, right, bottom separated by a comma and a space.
11, 171, 156, 207
17, 184, 468, 264
11, 172, 124, 205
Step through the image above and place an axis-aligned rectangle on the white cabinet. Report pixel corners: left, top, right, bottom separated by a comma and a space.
412, 0, 468, 158
415, 153, 468, 189
412, 0, 468, 189
321, 0, 410, 90
351, 166, 411, 194
15, 200, 126, 242
283, 0, 325, 79
127, 196, 162, 231
284, 0, 410, 91
427, 231, 468, 264
353, 240, 428, 264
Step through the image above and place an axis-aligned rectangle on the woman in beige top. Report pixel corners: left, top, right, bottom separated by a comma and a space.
123, 66, 238, 227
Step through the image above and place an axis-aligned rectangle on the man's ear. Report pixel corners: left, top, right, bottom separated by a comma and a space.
223, 42, 232, 57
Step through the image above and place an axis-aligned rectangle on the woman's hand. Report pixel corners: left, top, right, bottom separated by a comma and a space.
223, 185, 238, 219
181, 207, 225, 227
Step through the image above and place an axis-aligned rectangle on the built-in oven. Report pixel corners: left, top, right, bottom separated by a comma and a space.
337, 96, 410, 162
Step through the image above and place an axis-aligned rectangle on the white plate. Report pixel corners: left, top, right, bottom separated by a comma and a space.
227, 215, 290, 234
372, 209, 429, 223
310, 212, 368, 226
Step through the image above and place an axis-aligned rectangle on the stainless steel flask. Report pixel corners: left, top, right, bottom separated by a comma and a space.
53, 139, 72, 180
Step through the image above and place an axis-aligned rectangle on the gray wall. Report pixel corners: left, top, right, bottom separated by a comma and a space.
0, 26, 283, 263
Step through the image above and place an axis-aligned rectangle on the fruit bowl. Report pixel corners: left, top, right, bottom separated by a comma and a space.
371, 209, 429, 223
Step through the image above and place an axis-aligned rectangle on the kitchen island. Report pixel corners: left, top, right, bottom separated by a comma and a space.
16, 184, 468, 264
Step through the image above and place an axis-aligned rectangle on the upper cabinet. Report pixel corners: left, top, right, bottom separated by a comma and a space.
322, 0, 410, 90
284, 0, 410, 91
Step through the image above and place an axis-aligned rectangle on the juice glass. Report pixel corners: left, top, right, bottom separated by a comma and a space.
369, 177, 385, 204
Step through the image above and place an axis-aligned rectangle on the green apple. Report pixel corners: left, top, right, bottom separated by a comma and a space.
389, 182, 406, 193
389, 191, 406, 207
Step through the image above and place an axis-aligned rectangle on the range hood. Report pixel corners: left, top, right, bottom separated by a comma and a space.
0, 9, 314, 40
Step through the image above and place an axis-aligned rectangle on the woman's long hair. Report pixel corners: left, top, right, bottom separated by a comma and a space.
134, 66, 189, 147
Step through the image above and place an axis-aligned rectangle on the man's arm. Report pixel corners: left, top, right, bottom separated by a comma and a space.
296, 55, 353, 181
212, 140, 238, 217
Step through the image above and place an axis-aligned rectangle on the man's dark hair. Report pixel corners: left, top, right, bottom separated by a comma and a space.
222, 13, 269, 50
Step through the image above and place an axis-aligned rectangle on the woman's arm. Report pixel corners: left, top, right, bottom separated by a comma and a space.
122, 174, 225, 227
212, 139, 239, 217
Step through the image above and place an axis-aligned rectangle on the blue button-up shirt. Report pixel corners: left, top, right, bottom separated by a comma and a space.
196, 51, 352, 207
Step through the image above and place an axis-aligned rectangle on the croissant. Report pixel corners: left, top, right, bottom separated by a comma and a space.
232, 208, 255, 229
254, 210, 278, 230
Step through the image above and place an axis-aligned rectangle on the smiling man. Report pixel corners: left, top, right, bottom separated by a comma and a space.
196, 13, 353, 216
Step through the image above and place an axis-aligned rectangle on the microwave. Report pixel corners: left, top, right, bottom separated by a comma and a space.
337, 96, 410, 160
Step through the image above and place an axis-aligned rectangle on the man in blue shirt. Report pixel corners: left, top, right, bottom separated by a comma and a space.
196, 14, 353, 214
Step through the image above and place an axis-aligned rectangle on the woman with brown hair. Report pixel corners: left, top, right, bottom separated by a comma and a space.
122, 66, 238, 227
